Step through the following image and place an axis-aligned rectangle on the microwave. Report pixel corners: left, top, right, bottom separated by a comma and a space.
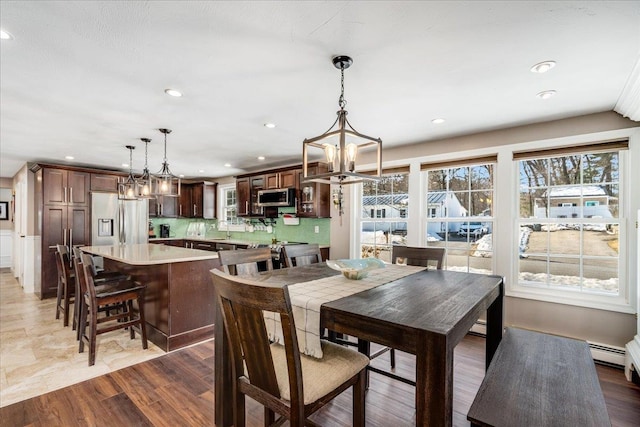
257, 188, 296, 207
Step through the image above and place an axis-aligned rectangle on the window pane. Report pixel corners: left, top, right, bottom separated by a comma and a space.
583, 152, 618, 184
548, 257, 580, 290
520, 158, 548, 188
549, 155, 581, 186
583, 226, 618, 257
548, 185, 581, 219
427, 170, 447, 191
471, 164, 493, 190
520, 187, 548, 219
583, 257, 618, 294
549, 228, 580, 255
448, 167, 469, 191
453, 191, 470, 216
470, 190, 492, 216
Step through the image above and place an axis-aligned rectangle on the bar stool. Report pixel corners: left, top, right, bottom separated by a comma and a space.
75, 253, 148, 366
55, 244, 75, 327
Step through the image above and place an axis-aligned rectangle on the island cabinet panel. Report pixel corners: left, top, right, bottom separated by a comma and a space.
103, 257, 220, 351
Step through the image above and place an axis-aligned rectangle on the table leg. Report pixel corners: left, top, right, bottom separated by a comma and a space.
416, 333, 453, 427
358, 339, 371, 389
214, 299, 233, 426
485, 280, 504, 369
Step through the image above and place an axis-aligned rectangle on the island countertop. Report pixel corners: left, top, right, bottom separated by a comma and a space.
81, 243, 219, 265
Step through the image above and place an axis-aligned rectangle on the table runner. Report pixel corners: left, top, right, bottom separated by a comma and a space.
264, 264, 426, 358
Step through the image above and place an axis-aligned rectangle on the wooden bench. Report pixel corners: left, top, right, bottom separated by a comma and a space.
467, 327, 610, 427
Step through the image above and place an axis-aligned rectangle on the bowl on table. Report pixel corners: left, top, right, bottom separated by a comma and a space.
326, 258, 386, 280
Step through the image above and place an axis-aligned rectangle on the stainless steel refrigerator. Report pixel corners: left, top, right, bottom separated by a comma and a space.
91, 193, 149, 246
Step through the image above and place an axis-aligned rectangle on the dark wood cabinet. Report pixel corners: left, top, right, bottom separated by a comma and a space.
149, 183, 178, 218
265, 169, 299, 189
38, 166, 91, 299
297, 163, 331, 218
179, 182, 216, 218
237, 175, 267, 217
42, 168, 89, 206
91, 173, 123, 192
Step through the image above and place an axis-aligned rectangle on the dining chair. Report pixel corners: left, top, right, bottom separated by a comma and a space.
55, 244, 75, 328
217, 247, 273, 276
282, 243, 322, 268
211, 269, 368, 426
370, 245, 446, 379
76, 253, 148, 366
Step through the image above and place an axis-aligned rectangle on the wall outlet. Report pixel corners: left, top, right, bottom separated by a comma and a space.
314, 226, 319, 234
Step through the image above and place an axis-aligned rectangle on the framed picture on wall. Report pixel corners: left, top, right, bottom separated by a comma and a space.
0, 201, 8, 220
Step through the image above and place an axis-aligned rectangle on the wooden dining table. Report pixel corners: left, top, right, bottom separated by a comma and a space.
213, 263, 504, 427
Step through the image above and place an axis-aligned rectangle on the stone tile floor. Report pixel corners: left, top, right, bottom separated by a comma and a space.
0, 268, 165, 407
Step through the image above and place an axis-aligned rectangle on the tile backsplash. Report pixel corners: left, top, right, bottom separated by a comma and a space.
150, 214, 330, 245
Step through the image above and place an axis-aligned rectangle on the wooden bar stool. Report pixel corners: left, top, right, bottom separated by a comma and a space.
55, 244, 75, 327
76, 253, 148, 366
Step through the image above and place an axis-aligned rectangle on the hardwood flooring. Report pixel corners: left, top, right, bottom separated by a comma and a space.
2, 334, 639, 426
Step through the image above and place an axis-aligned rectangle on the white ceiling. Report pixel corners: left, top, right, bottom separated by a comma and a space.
1, 1, 639, 179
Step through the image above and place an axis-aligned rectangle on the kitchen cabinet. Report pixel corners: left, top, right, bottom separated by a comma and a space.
43, 168, 90, 206
297, 163, 331, 218
149, 183, 179, 218
265, 168, 299, 190
179, 182, 216, 219
34, 166, 91, 299
91, 173, 124, 192
237, 175, 270, 217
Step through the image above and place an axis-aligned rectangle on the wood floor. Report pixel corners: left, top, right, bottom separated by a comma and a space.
2, 334, 639, 427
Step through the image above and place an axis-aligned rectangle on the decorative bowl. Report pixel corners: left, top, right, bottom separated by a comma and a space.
326, 258, 386, 280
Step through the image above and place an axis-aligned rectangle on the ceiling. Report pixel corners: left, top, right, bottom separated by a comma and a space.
1, 1, 639, 179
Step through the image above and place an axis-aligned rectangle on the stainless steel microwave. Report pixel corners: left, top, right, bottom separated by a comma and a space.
257, 188, 296, 207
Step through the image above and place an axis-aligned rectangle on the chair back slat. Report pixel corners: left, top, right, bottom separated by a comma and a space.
56, 244, 73, 280
218, 247, 274, 276
391, 246, 445, 270
211, 270, 303, 404
282, 244, 322, 268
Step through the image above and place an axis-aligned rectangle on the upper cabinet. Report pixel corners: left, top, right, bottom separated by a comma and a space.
236, 163, 330, 218
265, 168, 299, 189
179, 182, 216, 219
90, 173, 123, 192
43, 168, 90, 206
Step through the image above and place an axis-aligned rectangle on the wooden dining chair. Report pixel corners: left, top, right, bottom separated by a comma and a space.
370, 245, 446, 381
211, 269, 368, 427
282, 244, 322, 268
76, 253, 148, 366
55, 244, 75, 328
217, 247, 273, 276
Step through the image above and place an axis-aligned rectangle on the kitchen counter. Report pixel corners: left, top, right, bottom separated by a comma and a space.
81, 243, 219, 265
80, 243, 220, 352
148, 237, 330, 249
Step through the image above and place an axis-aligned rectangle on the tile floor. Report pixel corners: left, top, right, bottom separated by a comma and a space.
0, 268, 166, 408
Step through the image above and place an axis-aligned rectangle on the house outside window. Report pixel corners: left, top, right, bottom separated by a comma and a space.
517, 149, 621, 296
423, 161, 495, 274
359, 172, 409, 262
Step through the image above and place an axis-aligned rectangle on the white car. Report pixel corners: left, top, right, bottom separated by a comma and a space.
458, 222, 488, 238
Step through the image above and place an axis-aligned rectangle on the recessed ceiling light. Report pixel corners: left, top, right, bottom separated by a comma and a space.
122, 163, 129, 168
530, 61, 556, 73
264, 123, 276, 129
224, 163, 231, 167
257, 156, 265, 161
198, 169, 205, 173
65, 155, 74, 160
0, 30, 14, 40
179, 174, 185, 178
536, 90, 557, 100
431, 118, 445, 124
164, 88, 183, 97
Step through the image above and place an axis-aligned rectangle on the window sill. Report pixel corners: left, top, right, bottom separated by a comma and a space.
506, 286, 636, 315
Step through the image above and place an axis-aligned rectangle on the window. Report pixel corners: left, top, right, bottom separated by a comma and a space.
423, 161, 495, 274
218, 184, 238, 223
359, 172, 409, 262
517, 149, 621, 296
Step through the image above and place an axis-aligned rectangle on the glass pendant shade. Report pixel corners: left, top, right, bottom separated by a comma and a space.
151, 128, 181, 197
136, 138, 155, 199
118, 145, 140, 201
302, 55, 382, 185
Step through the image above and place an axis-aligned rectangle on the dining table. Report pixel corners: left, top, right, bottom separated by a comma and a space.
213, 262, 504, 427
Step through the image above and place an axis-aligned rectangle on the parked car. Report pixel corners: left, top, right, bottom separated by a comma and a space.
458, 222, 488, 238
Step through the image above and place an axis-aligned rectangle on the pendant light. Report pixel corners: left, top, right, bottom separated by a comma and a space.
302, 55, 382, 185
118, 145, 139, 201
151, 128, 181, 197
136, 138, 155, 199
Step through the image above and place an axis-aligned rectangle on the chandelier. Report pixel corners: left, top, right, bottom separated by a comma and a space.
118, 145, 139, 201
136, 137, 155, 199
151, 128, 181, 197
302, 55, 382, 185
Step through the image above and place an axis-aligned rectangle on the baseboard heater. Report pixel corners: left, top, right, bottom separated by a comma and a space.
468, 321, 626, 368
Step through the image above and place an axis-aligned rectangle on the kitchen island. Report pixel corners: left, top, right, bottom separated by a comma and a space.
81, 244, 221, 352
